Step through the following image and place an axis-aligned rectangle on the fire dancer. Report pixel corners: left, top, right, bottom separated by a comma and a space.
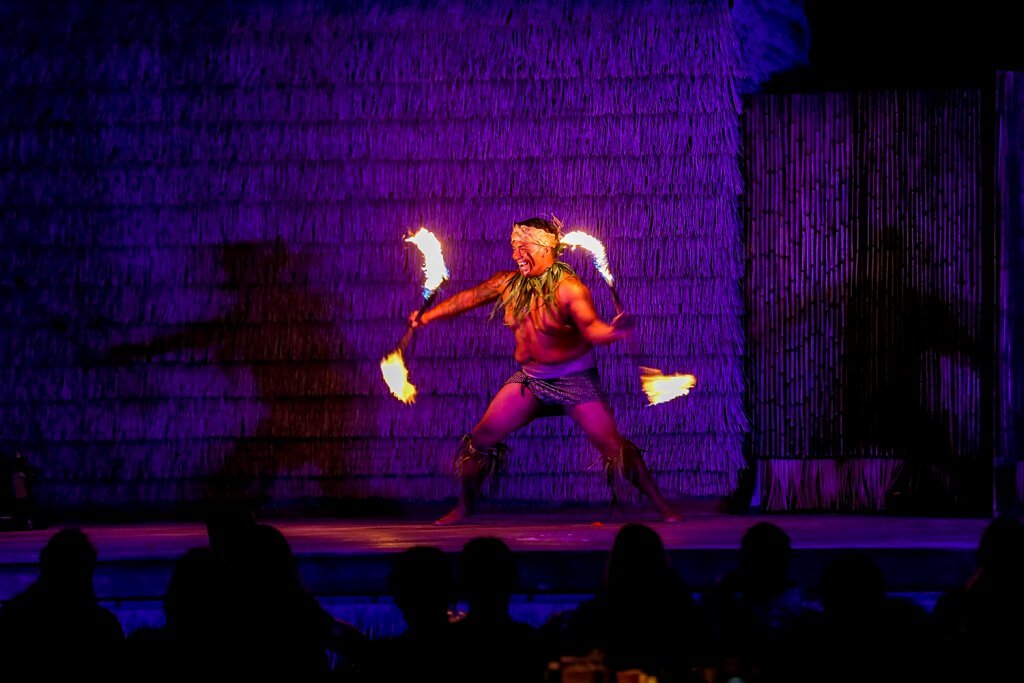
409, 217, 678, 525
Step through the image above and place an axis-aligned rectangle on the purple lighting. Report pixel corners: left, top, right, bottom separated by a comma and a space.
0, 1, 747, 510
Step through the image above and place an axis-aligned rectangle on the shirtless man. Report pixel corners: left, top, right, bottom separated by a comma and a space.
410, 217, 678, 525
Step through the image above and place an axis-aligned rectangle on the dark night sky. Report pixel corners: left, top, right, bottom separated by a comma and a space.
767, 0, 1024, 92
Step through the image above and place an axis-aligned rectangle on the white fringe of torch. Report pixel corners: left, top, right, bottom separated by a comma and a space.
561, 231, 615, 288
561, 230, 625, 315
380, 227, 450, 403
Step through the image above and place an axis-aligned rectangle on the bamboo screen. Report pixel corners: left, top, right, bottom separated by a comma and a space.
0, 1, 747, 510
745, 91, 987, 510
997, 72, 1024, 507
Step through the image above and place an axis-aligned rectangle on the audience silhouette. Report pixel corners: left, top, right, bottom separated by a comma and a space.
785, 552, 933, 683
375, 545, 455, 682
0, 528, 124, 678
559, 523, 701, 682
452, 536, 545, 682
703, 522, 808, 682
3, 518, 1021, 681
125, 547, 229, 676
934, 516, 1024, 681
222, 523, 365, 677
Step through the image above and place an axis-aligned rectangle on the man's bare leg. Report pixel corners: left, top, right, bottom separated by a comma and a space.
566, 400, 680, 522
434, 383, 541, 525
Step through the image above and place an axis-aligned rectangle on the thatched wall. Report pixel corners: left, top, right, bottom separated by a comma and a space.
0, 1, 747, 510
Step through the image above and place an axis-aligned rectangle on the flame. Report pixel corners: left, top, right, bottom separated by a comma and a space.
561, 230, 614, 287
640, 367, 697, 406
405, 227, 450, 298
380, 350, 416, 404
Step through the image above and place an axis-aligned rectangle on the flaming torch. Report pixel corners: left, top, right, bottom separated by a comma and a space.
561, 230, 625, 314
380, 227, 450, 403
640, 367, 697, 406
406, 227, 450, 301
380, 349, 416, 404
561, 227, 699, 406
561, 229, 697, 406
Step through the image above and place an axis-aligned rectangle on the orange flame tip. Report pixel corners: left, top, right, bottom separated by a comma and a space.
381, 350, 417, 404
639, 367, 697, 406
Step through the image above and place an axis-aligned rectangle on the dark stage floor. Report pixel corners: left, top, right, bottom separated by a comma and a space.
0, 513, 990, 636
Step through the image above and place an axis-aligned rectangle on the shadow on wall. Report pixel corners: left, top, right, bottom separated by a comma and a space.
104, 240, 363, 513
839, 225, 985, 511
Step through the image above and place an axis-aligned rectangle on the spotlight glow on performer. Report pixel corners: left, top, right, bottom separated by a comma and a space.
409, 215, 679, 525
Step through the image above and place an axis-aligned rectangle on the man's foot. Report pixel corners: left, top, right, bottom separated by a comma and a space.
433, 505, 470, 526
654, 500, 682, 523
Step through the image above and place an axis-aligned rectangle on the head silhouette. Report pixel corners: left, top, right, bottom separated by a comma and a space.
740, 522, 792, 593
389, 546, 452, 632
243, 524, 300, 593
205, 501, 257, 559
164, 547, 223, 633
460, 537, 517, 617
39, 528, 98, 598
975, 516, 1024, 588
606, 524, 671, 597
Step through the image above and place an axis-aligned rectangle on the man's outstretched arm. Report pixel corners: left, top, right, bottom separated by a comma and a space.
560, 277, 633, 345
412, 271, 514, 327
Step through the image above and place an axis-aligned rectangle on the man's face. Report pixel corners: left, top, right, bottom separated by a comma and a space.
511, 239, 553, 276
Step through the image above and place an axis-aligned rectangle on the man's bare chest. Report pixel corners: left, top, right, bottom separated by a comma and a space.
504, 302, 575, 337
